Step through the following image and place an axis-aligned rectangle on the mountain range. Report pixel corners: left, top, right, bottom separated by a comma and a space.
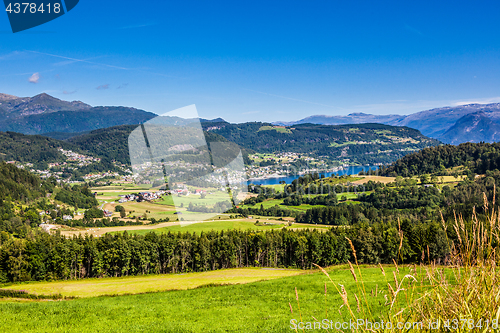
0, 121, 439, 166
3, 92, 500, 145
274, 103, 500, 144
0, 93, 156, 135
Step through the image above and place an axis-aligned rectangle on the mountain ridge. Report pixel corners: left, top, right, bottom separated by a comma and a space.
438, 111, 500, 144
5, 92, 500, 145
273, 103, 500, 143
0, 93, 157, 135
0, 93, 91, 118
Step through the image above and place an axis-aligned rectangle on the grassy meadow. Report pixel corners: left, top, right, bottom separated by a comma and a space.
41, 175, 499, 332
114, 220, 285, 235
1, 268, 304, 298
0, 265, 411, 333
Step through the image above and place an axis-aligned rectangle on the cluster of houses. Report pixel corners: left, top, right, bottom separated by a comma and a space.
118, 190, 168, 203
38, 210, 75, 221
59, 148, 101, 166
171, 188, 207, 196
120, 175, 136, 182
83, 171, 119, 180
118, 193, 139, 203
7, 148, 128, 184
117, 187, 212, 204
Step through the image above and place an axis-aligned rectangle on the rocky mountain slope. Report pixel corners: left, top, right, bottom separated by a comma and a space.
438, 111, 500, 144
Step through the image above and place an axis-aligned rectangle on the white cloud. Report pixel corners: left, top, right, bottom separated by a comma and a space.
0, 51, 23, 61
28, 72, 40, 84
96, 84, 110, 90
453, 97, 500, 105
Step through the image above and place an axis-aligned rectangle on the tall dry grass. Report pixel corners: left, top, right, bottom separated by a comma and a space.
291, 190, 500, 332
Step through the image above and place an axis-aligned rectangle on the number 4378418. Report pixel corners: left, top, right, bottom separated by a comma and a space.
5, 3, 61, 14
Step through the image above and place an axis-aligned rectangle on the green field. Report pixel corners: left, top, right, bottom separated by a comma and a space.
257, 125, 292, 134
241, 192, 363, 212
262, 184, 286, 192
93, 186, 231, 210
157, 191, 231, 207
315, 175, 363, 185
1, 268, 303, 298
114, 220, 285, 235
0, 265, 411, 332
329, 140, 359, 147
240, 198, 318, 213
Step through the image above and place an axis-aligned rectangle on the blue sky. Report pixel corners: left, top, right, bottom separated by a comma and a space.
1, 0, 500, 122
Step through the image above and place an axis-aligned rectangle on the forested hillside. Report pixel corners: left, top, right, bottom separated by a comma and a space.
380, 142, 500, 176
0, 132, 81, 165
67, 125, 252, 165
0, 163, 50, 239
0, 162, 102, 236
67, 125, 138, 165
204, 121, 440, 164
0, 162, 46, 202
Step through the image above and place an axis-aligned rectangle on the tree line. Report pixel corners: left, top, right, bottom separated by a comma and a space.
0, 220, 450, 283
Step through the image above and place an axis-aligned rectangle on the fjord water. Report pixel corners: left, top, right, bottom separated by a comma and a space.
249, 165, 378, 185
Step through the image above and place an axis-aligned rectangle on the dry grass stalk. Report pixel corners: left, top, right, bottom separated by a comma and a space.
388, 283, 395, 298
406, 197, 500, 331
298, 199, 500, 332
294, 286, 304, 332
378, 263, 385, 276
348, 261, 357, 282
324, 282, 328, 320
393, 271, 399, 290
392, 259, 399, 274
340, 284, 349, 308
355, 293, 361, 312
346, 237, 357, 264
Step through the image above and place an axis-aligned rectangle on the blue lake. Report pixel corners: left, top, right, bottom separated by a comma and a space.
249, 165, 379, 186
